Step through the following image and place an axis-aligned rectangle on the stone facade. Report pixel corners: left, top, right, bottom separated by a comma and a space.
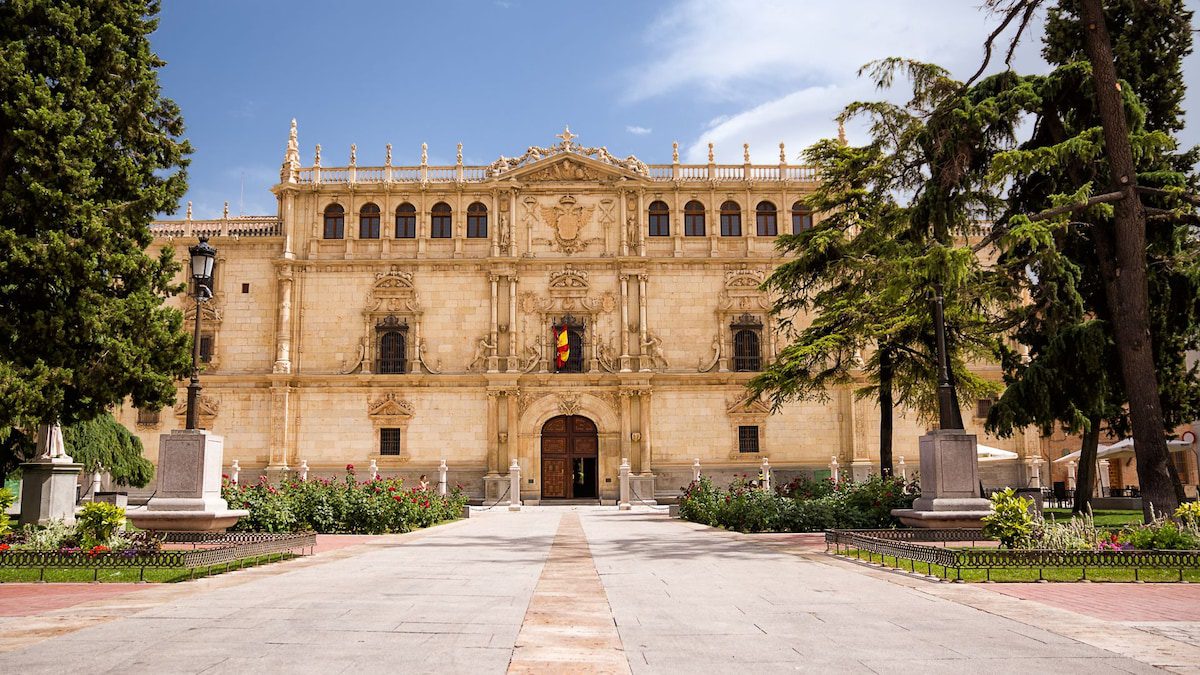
118, 125, 1038, 502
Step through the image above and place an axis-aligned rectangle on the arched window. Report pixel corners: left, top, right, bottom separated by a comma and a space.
467, 202, 488, 238
377, 331, 407, 374
323, 204, 345, 239
395, 203, 416, 238
684, 200, 706, 236
430, 202, 452, 238
756, 201, 778, 236
791, 201, 813, 234
359, 203, 380, 239
720, 201, 742, 236
733, 329, 761, 372
648, 200, 670, 237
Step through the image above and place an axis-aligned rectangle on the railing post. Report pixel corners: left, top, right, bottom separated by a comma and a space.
438, 459, 448, 496
692, 458, 701, 483
369, 459, 378, 480
508, 459, 522, 511
830, 456, 839, 483
760, 457, 771, 493
898, 455, 906, 480
230, 459, 240, 484
619, 457, 632, 510
298, 459, 308, 482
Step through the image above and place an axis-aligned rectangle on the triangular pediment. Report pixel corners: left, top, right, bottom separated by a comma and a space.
497, 152, 646, 183
727, 394, 771, 417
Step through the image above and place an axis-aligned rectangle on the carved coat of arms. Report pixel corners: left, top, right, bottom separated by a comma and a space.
540, 195, 595, 254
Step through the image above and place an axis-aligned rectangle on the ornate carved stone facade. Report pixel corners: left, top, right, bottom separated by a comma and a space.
122, 127, 1025, 501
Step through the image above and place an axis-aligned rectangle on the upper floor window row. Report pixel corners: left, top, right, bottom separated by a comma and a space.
646, 200, 801, 238
323, 201, 489, 240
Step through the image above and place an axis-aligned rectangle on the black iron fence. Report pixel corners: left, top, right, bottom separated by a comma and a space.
825, 528, 1200, 582
0, 531, 316, 581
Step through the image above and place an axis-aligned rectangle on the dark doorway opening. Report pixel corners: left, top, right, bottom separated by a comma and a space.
540, 415, 598, 500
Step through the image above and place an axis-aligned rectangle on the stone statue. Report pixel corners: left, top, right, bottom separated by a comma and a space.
341, 336, 369, 374
467, 335, 496, 372
642, 332, 669, 370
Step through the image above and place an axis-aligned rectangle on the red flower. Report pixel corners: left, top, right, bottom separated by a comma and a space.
346, 463, 355, 473
392, 495, 403, 502
422, 500, 431, 509
87, 545, 110, 557
0, 544, 10, 552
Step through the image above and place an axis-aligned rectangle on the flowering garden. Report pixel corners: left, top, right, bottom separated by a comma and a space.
678, 474, 918, 533
221, 465, 469, 534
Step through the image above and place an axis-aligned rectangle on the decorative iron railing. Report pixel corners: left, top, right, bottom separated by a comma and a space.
0, 531, 316, 581
825, 529, 1200, 582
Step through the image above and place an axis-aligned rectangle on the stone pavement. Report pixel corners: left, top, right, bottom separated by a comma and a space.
1, 507, 1197, 673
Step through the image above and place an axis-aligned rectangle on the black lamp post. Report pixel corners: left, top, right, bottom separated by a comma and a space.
185, 237, 216, 430
930, 284, 963, 431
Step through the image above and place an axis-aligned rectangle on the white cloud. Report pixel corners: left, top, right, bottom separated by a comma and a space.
626, 125, 653, 135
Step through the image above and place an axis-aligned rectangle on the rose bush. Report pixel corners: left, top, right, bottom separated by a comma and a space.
221, 469, 468, 534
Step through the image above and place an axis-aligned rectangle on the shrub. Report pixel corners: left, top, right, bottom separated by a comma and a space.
981, 488, 1032, 548
1175, 502, 1200, 528
1119, 516, 1200, 551
76, 502, 127, 548
0, 487, 14, 536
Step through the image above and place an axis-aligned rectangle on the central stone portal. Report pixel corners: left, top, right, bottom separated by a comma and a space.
540, 415, 599, 500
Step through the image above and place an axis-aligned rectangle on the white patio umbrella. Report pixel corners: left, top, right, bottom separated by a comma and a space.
1053, 437, 1193, 463
977, 444, 1019, 462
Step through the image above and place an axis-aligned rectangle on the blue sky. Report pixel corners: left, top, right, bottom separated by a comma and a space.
153, 1, 1200, 219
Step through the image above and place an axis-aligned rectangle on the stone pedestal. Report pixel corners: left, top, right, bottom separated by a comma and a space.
891, 429, 991, 528
850, 460, 874, 482
484, 474, 510, 505
126, 430, 247, 531
18, 459, 83, 526
630, 474, 656, 505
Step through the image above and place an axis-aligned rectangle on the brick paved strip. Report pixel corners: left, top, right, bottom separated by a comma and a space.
987, 583, 1200, 622
508, 512, 629, 675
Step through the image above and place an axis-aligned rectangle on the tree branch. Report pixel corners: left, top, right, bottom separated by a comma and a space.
1136, 185, 1200, 207
973, 190, 1126, 252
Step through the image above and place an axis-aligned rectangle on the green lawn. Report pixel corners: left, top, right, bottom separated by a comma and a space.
0, 552, 295, 583
836, 548, 1200, 582
1044, 508, 1144, 527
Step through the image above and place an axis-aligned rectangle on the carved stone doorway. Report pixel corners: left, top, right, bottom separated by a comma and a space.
540, 415, 598, 500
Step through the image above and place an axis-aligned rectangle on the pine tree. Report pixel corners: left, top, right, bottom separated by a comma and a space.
0, 0, 192, 479
63, 413, 154, 488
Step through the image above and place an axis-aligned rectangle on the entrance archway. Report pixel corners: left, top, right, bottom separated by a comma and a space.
540, 415, 598, 499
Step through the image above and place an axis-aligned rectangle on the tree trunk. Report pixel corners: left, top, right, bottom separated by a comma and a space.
1078, 0, 1178, 522
879, 346, 894, 477
1073, 416, 1102, 515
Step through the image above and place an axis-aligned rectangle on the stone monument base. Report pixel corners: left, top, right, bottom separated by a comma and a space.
891, 429, 991, 529
126, 429, 246, 532
18, 459, 83, 526
483, 474, 510, 505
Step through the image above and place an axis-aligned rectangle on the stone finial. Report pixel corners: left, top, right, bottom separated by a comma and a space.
707, 142, 714, 163
385, 143, 392, 166
743, 143, 750, 163
672, 141, 679, 163
779, 141, 786, 163
186, 201, 192, 220
286, 119, 299, 164
421, 142, 428, 165
223, 201, 229, 219
350, 143, 357, 166
314, 144, 322, 167
456, 142, 463, 165
838, 120, 847, 146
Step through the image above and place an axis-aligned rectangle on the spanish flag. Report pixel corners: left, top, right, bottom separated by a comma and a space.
554, 324, 570, 368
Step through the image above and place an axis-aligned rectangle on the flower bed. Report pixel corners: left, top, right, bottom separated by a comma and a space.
678, 474, 918, 533
220, 465, 468, 534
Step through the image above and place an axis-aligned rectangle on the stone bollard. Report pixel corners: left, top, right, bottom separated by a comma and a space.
369, 459, 379, 480
830, 456, 839, 483
230, 459, 240, 484
508, 459, 522, 511
1030, 459, 1041, 489
692, 458, 701, 483
91, 468, 102, 500
619, 457, 632, 511
438, 459, 448, 497
1067, 461, 1077, 491
898, 455, 907, 480
760, 457, 771, 493
299, 459, 309, 482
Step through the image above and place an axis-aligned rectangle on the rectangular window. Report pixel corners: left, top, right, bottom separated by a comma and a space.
792, 211, 813, 234
756, 213, 778, 236
738, 426, 760, 453
720, 213, 741, 236
467, 215, 488, 238
648, 213, 670, 237
199, 334, 214, 363
396, 215, 416, 238
136, 408, 160, 426
359, 217, 380, 239
431, 215, 452, 238
976, 398, 994, 419
241, 283, 250, 294
380, 428, 402, 456
684, 213, 705, 236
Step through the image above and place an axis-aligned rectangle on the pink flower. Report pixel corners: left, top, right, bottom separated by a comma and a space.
346, 463, 355, 473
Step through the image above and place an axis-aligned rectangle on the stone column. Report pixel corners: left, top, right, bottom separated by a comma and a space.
488, 274, 499, 372
638, 390, 653, 475
637, 274, 649, 372
620, 390, 633, 472
619, 273, 632, 372
486, 391, 500, 476
505, 389, 518, 469
273, 271, 293, 374
507, 276, 518, 372
268, 384, 292, 471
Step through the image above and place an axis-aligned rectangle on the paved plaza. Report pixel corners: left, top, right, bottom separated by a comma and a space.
1, 507, 1199, 673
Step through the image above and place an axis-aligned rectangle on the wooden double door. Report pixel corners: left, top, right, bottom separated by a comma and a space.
540, 415, 599, 500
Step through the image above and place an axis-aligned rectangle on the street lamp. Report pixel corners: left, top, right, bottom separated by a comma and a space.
185, 237, 216, 430
930, 285, 963, 431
